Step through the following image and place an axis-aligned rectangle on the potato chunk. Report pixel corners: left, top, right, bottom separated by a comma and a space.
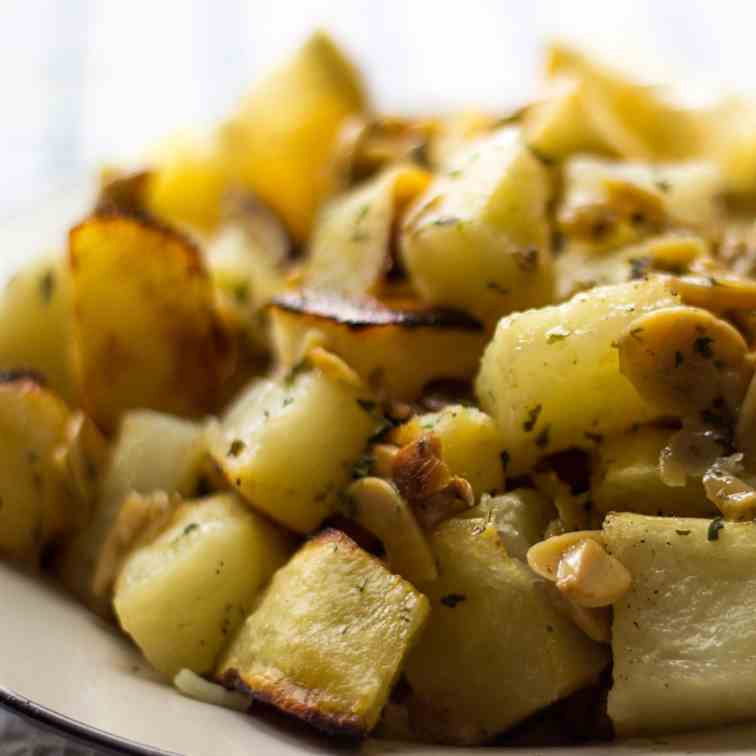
304, 165, 430, 297
401, 127, 553, 324
391, 405, 505, 498
210, 366, 377, 533
69, 213, 229, 431
591, 426, 715, 518
222, 31, 366, 242
0, 255, 75, 403
114, 493, 291, 679
476, 278, 680, 474
55, 410, 208, 611
0, 376, 73, 563
604, 513, 756, 736
270, 291, 486, 400
217, 529, 429, 736
404, 518, 608, 744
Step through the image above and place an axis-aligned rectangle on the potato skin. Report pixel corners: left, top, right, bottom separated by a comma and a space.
69, 212, 230, 432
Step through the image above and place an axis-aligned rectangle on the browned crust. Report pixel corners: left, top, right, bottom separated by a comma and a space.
95, 170, 153, 219
0, 369, 47, 388
270, 291, 482, 332
68, 210, 204, 277
219, 667, 367, 738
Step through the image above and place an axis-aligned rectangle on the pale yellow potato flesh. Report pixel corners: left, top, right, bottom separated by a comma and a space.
114, 493, 291, 680
605, 513, 756, 737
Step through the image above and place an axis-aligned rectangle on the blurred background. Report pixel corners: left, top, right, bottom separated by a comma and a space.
3, 0, 756, 221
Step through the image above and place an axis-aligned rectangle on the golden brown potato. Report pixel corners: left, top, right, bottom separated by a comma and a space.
0, 255, 76, 404
222, 31, 367, 242
68, 212, 231, 432
217, 529, 429, 736
401, 127, 554, 324
0, 375, 75, 563
270, 291, 487, 400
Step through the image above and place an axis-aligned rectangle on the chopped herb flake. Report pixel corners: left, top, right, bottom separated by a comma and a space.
694, 336, 714, 359
227, 439, 246, 457
440, 593, 466, 608
535, 425, 551, 449
707, 517, 725, 541
675, 529, 691, 536
523, 404, 542, 432
39, 270, 55, 303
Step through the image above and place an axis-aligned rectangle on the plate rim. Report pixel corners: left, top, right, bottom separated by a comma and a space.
0, 684, 177, 756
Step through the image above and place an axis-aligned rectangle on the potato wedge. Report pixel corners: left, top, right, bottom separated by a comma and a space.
0, 376, 74, 563
401, 127, 553, 324
476, 278, 680, 474
0, 255, 76, 403
304, 165, 430, 297
222, 31, 367, 242
209, 364, 377, 533
404, 518, 608, 744
69, 212, 230, 431
217, 529, 429, 736
605, 513, 756, 736
270, 291, 486, 400
115, 493, 291, 679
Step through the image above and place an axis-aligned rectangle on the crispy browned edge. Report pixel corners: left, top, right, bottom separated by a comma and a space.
218, 528, 397, 738
68, 209, 205, 277
270, 290, 483, 332
0, 369, 47, 389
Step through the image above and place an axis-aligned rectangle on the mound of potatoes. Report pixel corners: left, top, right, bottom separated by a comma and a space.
5, 31, 756, 749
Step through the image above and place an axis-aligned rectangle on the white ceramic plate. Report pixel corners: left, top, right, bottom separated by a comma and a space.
2, 191, 756, 756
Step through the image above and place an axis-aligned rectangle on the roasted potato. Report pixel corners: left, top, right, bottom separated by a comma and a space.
605, 513, 756, 736
54, 410, 208, 611
404, 517, 608, 744
209, 362, 378, 533
222, 31, 367, 242
217, 529, 429, 736
0, 255, 76, 403
115, 493, 291, 679
270, 291, 487, 400
0, 376, 75, 563
476, 278, 680, 474
401, 127, 553, 324
69, 212, 230, 431
304, 164, 430, 297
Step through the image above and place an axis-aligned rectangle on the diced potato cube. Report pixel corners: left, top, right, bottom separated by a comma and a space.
391, 405, 505, 497
0, 376, 73, 563
210, 366, 377, 533
114, 493, 291, 679
69, 213, 230, 432
404, 518, 608, 744
0, 255, 76, 404
217, 529, 429, 736
604, 513, 756, 736
401, 128, 553, 324
304, 165, 430, 297
476, 279, 680, 474
270, 291, 486, 401
592, 426, 716, 518
55, 410, 208, 610
222, 32, 366, 242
